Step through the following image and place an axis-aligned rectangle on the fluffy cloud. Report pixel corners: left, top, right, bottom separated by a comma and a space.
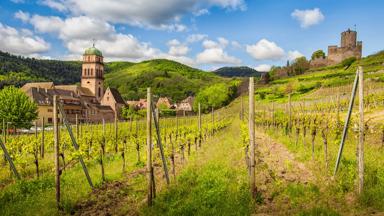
254, 64, 271, 72
246, 39, 285, 60
196, 48, 241, 64
197, 38, 241, 65
65, 34, 160, 61
0, 22, 50, 55
27, 15, 114, 40
167, 39, 189, 56
39, 0, 245, 31
186, 34, 208, 43
14, 10, 30, 22
291, 8, 324, 28
287, 50, 304, 61
40, 0, 67, 12
15, 12, 162, 61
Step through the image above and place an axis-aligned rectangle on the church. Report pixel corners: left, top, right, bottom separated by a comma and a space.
21, 45, 126, 125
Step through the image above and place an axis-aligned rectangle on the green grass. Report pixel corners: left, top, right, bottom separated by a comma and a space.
141, 119, 254, 216
0, 152, 143, 215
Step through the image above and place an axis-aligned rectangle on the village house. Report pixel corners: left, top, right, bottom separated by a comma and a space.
21, 45, 125, 125
156, 97, 173, 109
176, 96, 195, 115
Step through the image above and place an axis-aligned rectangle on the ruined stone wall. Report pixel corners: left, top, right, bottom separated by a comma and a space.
310, 57, 328, 68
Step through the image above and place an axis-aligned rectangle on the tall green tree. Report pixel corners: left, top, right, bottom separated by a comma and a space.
193, 83, 237, 113
291, 57, 310, 75
0, 86, 38, 128
311, 50, 326, 60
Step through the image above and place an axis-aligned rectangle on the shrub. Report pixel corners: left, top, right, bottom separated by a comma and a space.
341, 57, 357, 68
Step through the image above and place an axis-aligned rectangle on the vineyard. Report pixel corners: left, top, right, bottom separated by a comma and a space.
1, 68, 384, 215
0, 90, 233, 215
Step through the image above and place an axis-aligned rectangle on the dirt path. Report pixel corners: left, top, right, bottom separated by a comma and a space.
73, 168, 146, 216
253, 131, 315, 215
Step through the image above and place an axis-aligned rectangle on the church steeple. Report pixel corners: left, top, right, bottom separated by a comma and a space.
81, 44, 104, 101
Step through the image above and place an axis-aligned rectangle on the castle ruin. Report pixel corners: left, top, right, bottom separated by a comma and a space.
310, 29, 362, 67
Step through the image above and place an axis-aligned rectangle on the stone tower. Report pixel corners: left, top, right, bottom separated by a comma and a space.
326, 28, 362, 65
341, 29, 357, 48
81, 45, 104, 101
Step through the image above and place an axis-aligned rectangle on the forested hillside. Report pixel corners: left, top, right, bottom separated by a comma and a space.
213, 66, 265, 77
0, 51, 235, 103
105, 59, 228, 101
0, 51, 81, 88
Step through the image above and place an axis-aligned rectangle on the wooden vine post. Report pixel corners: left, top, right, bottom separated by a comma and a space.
358, 66, 364, 194
0, 130, 20, 179
288, 93, 292, 134
334, 69, 359, 175
101, 119, 106, 182
240, 95, 244, 120
34, 121, 39, 178
114, 108, 118, 153
58, 101, 94, 188
41, 117, 45, 158
249, 77, 256, 197
76, 114, 79, 139
198, 103, 202, 147
53, 95, 60, 208
146, 88, 153, 206
151, 103, 170, 185
334, 66, 365, 194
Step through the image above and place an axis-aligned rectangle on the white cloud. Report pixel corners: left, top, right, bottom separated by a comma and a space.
193, 9, 209, 16
197, 38, 241, 65
14, 10, 30, 22
20, 13, 161, 61
231, 40, 242, 49
186, 34, 208, 43
28, 15, 114, 40
287, 50, 304, 61
291, 8, 324, 28
29, 15, 64, 33
66, 34, 159, 60
196, 48, 241, 64
167, 39, 189, 56
246, 39, 285, 60
217, 37, 229, 47
40, 0, 245, 31
254, 64, 271, 72
0, 22, 50, 55
40, 0, 68, 12
202, 40, 219, 49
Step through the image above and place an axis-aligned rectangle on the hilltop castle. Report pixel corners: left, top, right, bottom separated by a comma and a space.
22, 46, 126, 125
310, 29, 362, 67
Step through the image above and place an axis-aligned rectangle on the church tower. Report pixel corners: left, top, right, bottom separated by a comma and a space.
81, 45, 104, 101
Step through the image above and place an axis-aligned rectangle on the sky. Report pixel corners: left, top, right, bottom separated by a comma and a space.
0, 0, 383, 71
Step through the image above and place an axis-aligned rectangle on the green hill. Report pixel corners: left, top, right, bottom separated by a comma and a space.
256, 51, 384, 101
213, 66, 265, 77
0, 51, 230, 102
105, 59, 227, 101
0, 51, 82, 88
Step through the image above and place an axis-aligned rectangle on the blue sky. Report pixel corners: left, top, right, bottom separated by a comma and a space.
0, 0, 383, 71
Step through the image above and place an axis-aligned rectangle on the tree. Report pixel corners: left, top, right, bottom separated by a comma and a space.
121, 106, 143, 120
311, 50, 326, 60
193, 83, 236, 113
0, 86, 38, 128
291, 57, 310, 75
